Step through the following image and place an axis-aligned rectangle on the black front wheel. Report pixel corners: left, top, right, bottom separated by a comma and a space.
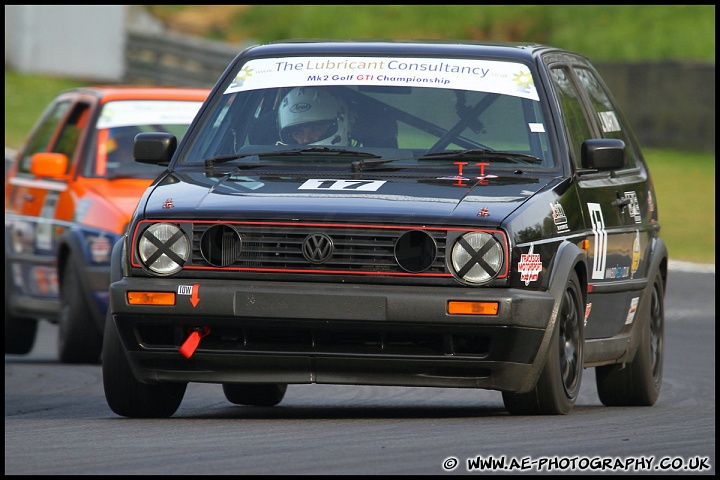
58, 258, 103, 364
102, 309, 187, 418
503, 270, 584, 415
5, 258, 38, 355
5, 313, 37, 355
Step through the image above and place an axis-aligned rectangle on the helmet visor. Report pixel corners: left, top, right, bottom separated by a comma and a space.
280, 119, 338, 145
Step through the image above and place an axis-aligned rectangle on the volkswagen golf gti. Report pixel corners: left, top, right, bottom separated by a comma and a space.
101, 40, 667, 418
5, 86, 209, 363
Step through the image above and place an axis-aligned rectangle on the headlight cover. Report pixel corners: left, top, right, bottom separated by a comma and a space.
450, 232, 504, 284
138, 223, 190, 275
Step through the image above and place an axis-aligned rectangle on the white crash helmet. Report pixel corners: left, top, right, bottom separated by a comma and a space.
278, 87, 354, 146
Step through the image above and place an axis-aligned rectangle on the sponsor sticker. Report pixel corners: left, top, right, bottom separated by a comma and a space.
625, 297, 639, 325
550, 201, 568, 232
624, 191, 641, 223
225, 56, 540, 101
518, 244, 542, 286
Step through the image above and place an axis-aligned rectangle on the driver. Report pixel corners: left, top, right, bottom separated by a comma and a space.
277, 87, 356, 146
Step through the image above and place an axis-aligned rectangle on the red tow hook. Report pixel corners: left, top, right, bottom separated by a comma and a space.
179, 326, 211, 359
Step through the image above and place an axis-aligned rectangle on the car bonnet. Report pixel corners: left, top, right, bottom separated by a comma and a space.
141, 169, 555, 225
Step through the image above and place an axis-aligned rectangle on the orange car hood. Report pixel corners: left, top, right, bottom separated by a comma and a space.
76, 178, 153, 233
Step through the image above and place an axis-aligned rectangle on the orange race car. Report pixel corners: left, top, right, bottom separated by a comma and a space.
5, 86, 210, 363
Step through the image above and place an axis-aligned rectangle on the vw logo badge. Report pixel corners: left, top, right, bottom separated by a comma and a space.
302, 233, 334, 264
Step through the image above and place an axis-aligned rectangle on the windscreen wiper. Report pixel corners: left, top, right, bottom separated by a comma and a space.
420, 148, 543, 165
204, 153, 259, 168
204, 147, 381, 168
284, 147, 382, 158
350, 158, 405, 172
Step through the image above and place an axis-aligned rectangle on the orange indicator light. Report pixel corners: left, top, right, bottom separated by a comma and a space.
447, 301, 499, 315
127, 291, 176, 306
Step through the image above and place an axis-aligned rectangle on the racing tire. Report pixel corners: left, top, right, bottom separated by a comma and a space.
596, 271, 664, 406
102, 309, 187, 418
58, 258, 103, 364
502, 270, 584, 415
4, 255, 38, 355
222, 383, 288, 407
5, 310, 37, 355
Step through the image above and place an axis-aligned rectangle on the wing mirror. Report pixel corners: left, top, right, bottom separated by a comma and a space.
581, 138, 626, 170
133, 132, 177, 166
30, 152, 68, 178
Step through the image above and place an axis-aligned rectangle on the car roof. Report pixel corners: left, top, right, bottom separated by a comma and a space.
58, 85, 211, 103
239, 39, 575, 63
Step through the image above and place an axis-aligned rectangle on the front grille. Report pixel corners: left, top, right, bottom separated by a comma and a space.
189, 222, 447, 275
136, 322, 493, 358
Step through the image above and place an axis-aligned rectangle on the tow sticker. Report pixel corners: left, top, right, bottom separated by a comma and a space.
178, 284, 201, 307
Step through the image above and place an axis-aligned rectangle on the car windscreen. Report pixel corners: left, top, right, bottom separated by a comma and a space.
85, 99, 204, 179
178, 55, 557, 170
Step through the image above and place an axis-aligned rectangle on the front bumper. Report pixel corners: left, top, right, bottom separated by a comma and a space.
109, 277, 557, 392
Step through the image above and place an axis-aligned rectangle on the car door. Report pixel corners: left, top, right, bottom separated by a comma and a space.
5, 93, 95, 303
544, 53, 653, 340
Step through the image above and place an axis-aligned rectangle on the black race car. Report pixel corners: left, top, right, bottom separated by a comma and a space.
102, 40, 667, 418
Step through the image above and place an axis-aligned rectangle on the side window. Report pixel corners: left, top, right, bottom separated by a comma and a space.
548, 66, 593, 167
17, 101, 72, 174
53, 102, 91, 173
573, 67, 638, 168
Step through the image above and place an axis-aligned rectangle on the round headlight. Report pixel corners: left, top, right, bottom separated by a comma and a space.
450, 232, 504, 284
138, 223, 189, 275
